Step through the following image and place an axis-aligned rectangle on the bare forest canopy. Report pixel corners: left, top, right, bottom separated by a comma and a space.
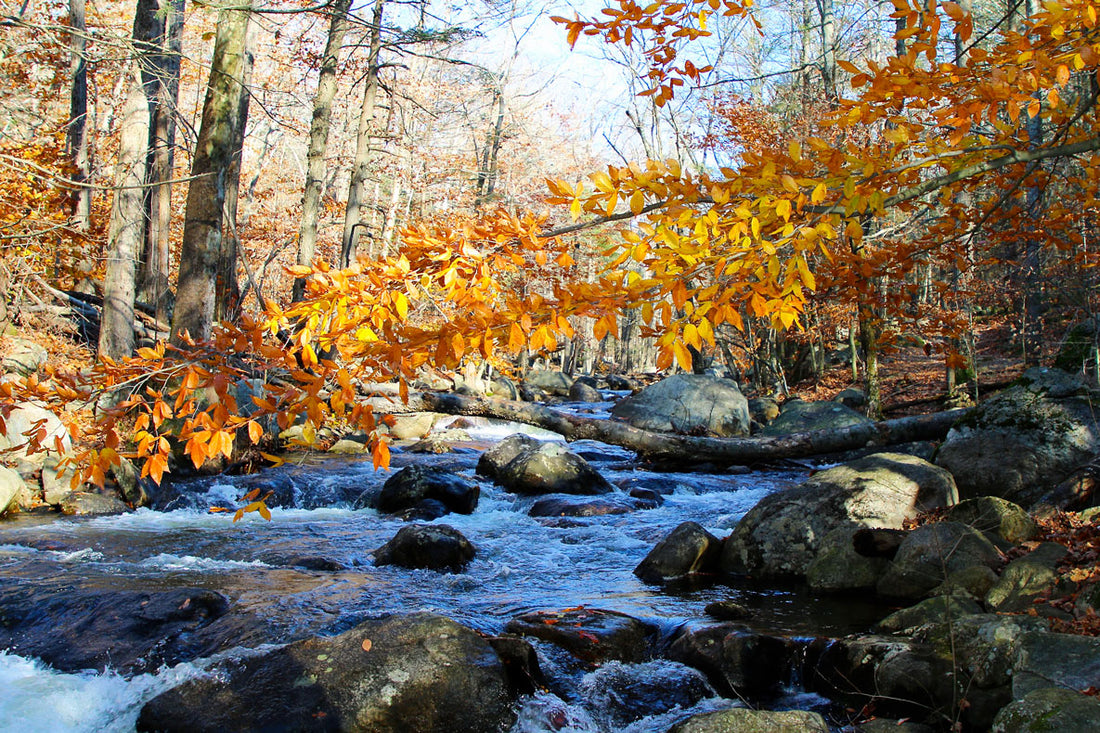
2, 0, 1100, 489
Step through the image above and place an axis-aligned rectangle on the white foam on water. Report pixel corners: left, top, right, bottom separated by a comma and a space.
138, 553, 272, 571
0, 651, 208, 733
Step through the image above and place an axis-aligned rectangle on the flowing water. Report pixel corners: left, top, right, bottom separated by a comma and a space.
0, 403, 890, 732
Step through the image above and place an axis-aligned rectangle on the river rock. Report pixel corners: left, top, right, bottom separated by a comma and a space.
476, 433, 542, 479
0, 401, 71, 465
720, 453, 958, 578
935, 367, 1100, 506
666, 623, 794, 696
992, 687, 1100, 732
505, 607, 657, 664
0, 465, 25, 514
0, 586, 258, 674
59, 490, 130, 516
806, 526, 892, 592
1012, 630, 1100, 698
811, 634, 958, 722
944, 496, 1039, 544
524, 369, 574, 396
1053, 316, 1100, 376
757, 398, 872, 437
605, 374, 636, 391
580, 660, 715, 729
634, 521, 722, 583
568, 380, 603, 402
668, 707, 830, 733
136, 612, 516, 733
1, 338, 48, 376
985, 542, 1067, 612
496, 441, 614, 495
610, 374, 750, 437
529, 495, 638, 517
876, 522, 1001, 599
375, 464, 478, 518
876, 595, 984, 634
374, 524, 476, 572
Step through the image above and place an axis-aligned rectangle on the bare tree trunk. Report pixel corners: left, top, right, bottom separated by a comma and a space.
380, 175, 401, 257
99, 65, 150, 360
818, 0, 837, 104
474, 80, 505, 211
215, 44, 252, 322
133, 0, 185, 323
67, 0, 91, 234
170, 3, 251, 345
294, 0, 352, 301
339, 0, 385, 268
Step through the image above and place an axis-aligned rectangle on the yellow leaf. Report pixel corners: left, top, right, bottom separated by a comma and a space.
672, 341, 693, 371
811, 183, 827, 204
394, 292, 409, 321
630, 190, 645, 214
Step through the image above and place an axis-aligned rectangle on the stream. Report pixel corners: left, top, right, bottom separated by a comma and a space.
0, 400, 895, 732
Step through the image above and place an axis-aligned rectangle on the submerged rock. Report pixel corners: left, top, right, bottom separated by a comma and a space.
579, 660, 715, 729
666, 623, 795, 697
505, 607, 657, 664
137, 612, 516, 733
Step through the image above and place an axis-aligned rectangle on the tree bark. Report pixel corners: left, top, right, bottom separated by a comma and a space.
170, 3, 251, 345
67, 0, 91, 233
133, 0, 185, 323
99, 64, 150, 359
339, 0, 385, 268
294, 0, 352, 301
420, 392, 967, 464
215, 44, 253, 322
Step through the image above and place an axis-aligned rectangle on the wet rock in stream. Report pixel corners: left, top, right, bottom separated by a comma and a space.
137, 612, 516, 733
505, 607, 658, 664
666, 622, 797, 697
0, 584, 266, 675
375, 464, 479, 518
373, 523, 476, 572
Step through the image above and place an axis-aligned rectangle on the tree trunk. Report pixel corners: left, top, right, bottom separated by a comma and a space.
99, 65, 150, 360
215, 44, 252, 322
420, 392, 967, 464
294, 0, 352, 301
67, 0, 91, 234
170, 3, 251, 345
339, 0, 385, 268
474, 81, 505, 210
133, 0, 185, 323
859, 308, 882, 418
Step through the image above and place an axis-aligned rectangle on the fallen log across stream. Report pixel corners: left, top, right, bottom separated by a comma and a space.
420, 392, 969, 464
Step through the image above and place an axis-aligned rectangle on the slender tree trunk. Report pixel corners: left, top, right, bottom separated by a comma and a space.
215, 45, 252, 322
133, 0, 185, 323
170, 4, 252, 345
474, 81, 505, 210
818, 0, 837, 104
294, 0, 352, 300
99, 65, 150, 359
340, 0, 385, 268
67, 0, 91, 234
380, 175, 401, 257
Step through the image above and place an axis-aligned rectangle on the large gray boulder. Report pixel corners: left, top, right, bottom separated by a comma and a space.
935, 367, 1100, 506
720, 453, 958, 578
1012, 630, 1100, 699
757, 398, 872, 437
137, 613, 516, 732
0, 401, 71, 465
876, 522, 1001, 599
610, 374, 750, 437
476, 433, 541, 479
